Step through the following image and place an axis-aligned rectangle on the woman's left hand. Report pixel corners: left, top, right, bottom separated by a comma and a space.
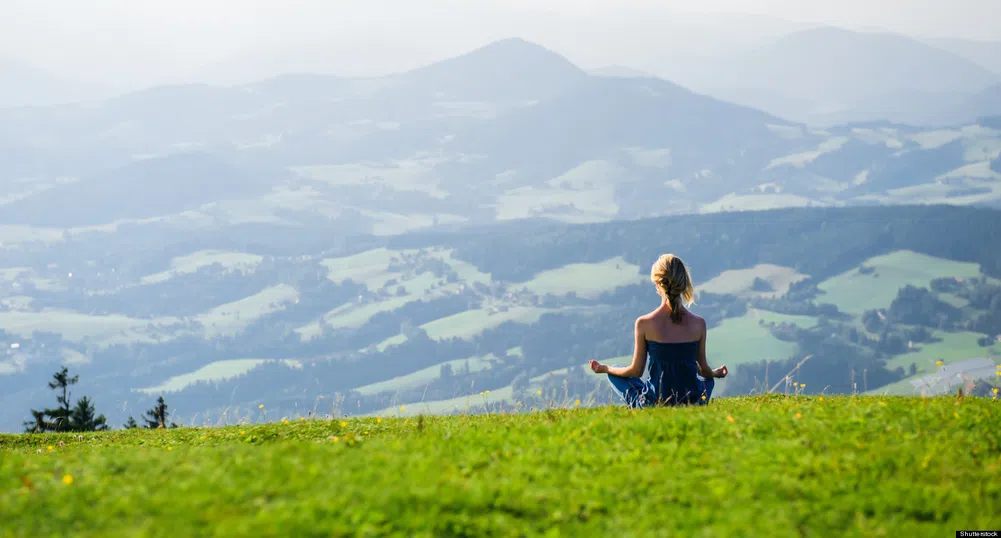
589, 360, 608, 374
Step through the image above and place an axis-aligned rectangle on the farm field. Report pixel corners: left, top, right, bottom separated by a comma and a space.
817, 250, 983, 314
2, 396, 999, 537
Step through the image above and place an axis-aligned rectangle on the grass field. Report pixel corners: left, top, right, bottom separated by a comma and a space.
886, 330, 1001, 373
701, 264, 810, 299
140, 250, 263, 285
136, 359, 303, 395
354, 355, 497, 396
519, 256, 643, 299
707, 309, 816, 367
817, 250, 982, 314
2, 396, 998, 537
420, 306, 558, 341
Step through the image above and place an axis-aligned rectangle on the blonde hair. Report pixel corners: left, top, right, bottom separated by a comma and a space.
650, 254, 695, 323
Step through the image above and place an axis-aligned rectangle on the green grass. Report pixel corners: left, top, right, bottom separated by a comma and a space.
707, 309, 814, 367
354, 356, 496, 397
519, 256, 643, 299
701, 264, 810, 298
886, 330, 1001, 373
136, 359, 303, 395
817, 250, 982, 314
420, 306, 559, 341
2, 396, 999, 537
140, 250, 263, 285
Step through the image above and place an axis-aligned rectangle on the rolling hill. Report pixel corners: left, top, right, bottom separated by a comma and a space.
2, 204, 1000, 432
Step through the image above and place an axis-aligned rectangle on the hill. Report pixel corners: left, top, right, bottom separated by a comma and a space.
1, 396, 998, 536
2, 37, 1000, 236
2, 204, 1001, 431
700, 27, 1001, 125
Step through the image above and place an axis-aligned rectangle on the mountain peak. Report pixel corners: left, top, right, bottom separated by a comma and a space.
401, 37, 588, 101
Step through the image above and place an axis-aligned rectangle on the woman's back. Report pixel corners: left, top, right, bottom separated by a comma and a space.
643, 310, 705, 406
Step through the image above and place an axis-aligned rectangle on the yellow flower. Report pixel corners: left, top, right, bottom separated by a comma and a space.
259, 404, 264, 409
46, 446, 53, 451
240, 430, 246, 435
818, 397, 824, 402
574, 399, 581, 406
339, 421, 348, 428
364, 431, 369, 435
801, 384, 806, 389
62, 474, 73, 486
726, 415, 735, 423
936, 361, 943, 366
400, 406, 406, 412
376, 417, 382, 424
793, 382, 799, 387
701, 395, 707, 401
794, 412, 803, 420
167, 447, 173, 451
332, 436, 339, 443
537, 390, 542, 395
485, 390, 490, 395
994, 388, 999, 394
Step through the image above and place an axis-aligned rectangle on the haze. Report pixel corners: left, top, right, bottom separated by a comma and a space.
3, 0, 999, 93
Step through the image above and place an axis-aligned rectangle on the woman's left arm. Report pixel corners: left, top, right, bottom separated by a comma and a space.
590, 318, 647, 377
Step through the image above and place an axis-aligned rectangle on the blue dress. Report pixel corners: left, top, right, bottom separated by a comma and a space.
605, 340, 715, 408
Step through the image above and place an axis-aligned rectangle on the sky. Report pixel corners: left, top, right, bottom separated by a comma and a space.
2, 0, 999, 89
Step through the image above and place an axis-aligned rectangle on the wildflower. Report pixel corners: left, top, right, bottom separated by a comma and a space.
364, 431, 369, 435
801, 384, 806, 389
574, 399, 581, 406
537, 390, 542, 395
994, 388, 999, 394
400, 406, 406, 412
167, 447, 173, 451
818, 397, 824, 402
485, 390, 490, 395
377, 418, 382, 424
793, 382, 799, 388
726, 415, 735, 423
240, 430, 246, 435
332, 436, 339, 443
46, 446, 53, 451
259, 404, 264, 409
936, 361, 943, 366
62, 475, 73, 486
340, 421, 348, 428
701, 395, 707, 401
794, 412, 802, 420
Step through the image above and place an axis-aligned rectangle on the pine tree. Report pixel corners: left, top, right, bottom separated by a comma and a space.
22, 409, 50, 434
69, 396, 108, 432
143, 396, 177, 429
45, 366, 78, 432
123, 416, 139, 429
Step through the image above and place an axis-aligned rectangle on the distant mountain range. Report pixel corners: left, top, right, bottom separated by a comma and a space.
1, 37, 999, 235
687, 27, 1001, 126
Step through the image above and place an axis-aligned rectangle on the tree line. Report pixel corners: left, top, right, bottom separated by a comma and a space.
24, 366, 178, 433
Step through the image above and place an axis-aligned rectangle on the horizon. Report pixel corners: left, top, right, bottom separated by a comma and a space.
3, 0, 1000, 95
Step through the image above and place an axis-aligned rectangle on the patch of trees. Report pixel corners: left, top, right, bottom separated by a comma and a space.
887, 285, 963, 329
24, 367, 108, 433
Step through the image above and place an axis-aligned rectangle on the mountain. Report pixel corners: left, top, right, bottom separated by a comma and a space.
926, 38, 1001, 75
589, 66, 657, 79
696, 27, 1001, 125
0, 57, 86, 108
0, 153, 289, 228
1, 36, 999, 236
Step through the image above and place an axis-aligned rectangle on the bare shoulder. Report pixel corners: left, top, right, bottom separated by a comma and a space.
687, 311, 707, 330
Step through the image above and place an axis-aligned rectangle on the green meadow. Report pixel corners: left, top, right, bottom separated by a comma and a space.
2, 396, 999, 537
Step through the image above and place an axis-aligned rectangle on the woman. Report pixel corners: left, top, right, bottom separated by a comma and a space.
590, 254, 727, 408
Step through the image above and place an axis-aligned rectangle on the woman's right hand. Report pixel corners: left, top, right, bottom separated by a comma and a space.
714, 365, 728, 379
